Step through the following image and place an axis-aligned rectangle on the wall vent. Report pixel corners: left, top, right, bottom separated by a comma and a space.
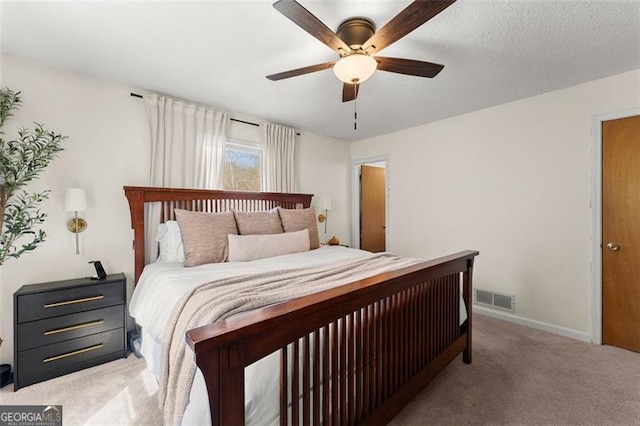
474, 289, 515, 313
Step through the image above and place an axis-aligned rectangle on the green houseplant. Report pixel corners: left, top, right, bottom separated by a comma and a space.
0, 88, 65, 354
0, 88, 65, 265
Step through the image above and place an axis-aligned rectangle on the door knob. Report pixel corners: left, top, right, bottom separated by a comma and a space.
607, 242, 620, 251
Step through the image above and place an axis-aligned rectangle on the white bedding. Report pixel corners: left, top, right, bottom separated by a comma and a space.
129, 246, 468, 425
130, 246, 376, 340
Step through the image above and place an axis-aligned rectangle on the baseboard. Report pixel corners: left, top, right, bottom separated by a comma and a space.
474, 305, 593, 343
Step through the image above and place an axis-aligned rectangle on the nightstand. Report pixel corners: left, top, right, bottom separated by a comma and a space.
14, 273, 127, 390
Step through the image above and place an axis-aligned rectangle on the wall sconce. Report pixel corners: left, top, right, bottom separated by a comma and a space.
64, 188, 87, 255
317, 198, 332, 234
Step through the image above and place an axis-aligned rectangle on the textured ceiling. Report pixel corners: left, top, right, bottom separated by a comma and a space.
2, 1, 639, 142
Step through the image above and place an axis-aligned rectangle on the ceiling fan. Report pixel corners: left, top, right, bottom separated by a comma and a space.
266, 0, 456, 103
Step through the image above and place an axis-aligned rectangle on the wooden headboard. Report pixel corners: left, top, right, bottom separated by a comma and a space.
124, 186, 313, 283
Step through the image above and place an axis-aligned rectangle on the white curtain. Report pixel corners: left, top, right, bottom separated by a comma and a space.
261, 122, 296, 193
147, 94, 228, 189
145, 94, 229, 262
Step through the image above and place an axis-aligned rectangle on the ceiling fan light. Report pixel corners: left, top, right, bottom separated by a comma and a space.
333, 54, 377, 84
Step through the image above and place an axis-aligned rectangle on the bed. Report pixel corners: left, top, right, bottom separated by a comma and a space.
124, 186, 478, 425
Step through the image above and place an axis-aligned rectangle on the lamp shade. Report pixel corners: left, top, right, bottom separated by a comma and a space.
321, 198, 332, 211
333, 54, 377, 84
64, 188, 87, 212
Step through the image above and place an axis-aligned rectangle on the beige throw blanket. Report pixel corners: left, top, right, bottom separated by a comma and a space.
160, 252, 419, 425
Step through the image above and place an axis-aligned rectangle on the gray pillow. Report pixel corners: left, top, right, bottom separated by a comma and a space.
174, 209, 238, 267
232, 208, 283, 235
277, 206, 320, 249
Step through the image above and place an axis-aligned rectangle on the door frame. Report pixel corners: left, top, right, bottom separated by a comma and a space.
590, 107, 640, 344
351, 156, 389, 250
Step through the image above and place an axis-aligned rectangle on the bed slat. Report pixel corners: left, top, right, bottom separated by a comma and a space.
313, 331, 320, 426
280, 347, 288, 426
302, 335, 310, 426
292, 341, 300, 425
322, 325, 330, 425
355, 308, 362, 423
331, 321, 339, 426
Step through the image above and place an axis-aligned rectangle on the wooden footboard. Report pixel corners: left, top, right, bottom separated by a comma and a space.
187, 250, 478, 425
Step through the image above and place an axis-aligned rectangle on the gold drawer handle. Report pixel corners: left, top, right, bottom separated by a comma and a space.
44, 320, 105, 336
43, 344, 103, 363
44, 295, 104, 308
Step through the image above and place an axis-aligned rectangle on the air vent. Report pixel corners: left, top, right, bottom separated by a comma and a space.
474, 289, 515, 313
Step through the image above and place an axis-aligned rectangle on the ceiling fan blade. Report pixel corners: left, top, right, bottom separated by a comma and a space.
273, 0, 351, 54
376, 56, 444, 78
342, 82, 359, 103
363, 0, 456, 54
266, 61, 336, 81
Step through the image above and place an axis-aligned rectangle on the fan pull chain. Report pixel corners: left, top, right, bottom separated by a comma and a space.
354, 83, 358, 130
354, 101, 357, 130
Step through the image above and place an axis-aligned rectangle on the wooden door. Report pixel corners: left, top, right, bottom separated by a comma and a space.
602, 115, 640, 353
360, 165, 386, 252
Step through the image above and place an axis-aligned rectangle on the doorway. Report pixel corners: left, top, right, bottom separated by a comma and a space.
352, 157, 388, 252
591, 108, 640, 350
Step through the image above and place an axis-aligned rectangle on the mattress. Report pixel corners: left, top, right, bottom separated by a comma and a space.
129, 246, 468, 424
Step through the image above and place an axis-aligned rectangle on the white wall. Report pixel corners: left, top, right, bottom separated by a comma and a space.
0, 55, 351, 364
351, 69, 640, 337
296, 132, 351, 246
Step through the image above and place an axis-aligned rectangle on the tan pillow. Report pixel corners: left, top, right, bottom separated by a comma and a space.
232, 208, 283, 235
174, 209, 238, 267
277, 206, 320, 249
227, 229, 310, 262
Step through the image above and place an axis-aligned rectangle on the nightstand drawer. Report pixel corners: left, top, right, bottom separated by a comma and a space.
17, 280, 124, 323
17, 328, 125, 380
17, 305, 124, 351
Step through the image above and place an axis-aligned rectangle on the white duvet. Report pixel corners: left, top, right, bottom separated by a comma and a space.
130, 246, 375, 341
129, 246, 467, 425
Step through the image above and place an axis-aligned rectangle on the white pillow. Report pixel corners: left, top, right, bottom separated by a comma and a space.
155, 220, 185, 263
227, 229, 310, 262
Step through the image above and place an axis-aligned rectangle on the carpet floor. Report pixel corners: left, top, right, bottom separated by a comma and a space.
1, 315, 638, 425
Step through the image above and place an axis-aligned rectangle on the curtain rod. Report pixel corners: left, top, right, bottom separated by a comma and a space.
130, 92, 300, 135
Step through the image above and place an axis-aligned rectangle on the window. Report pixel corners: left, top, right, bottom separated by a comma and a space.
224, 139, 262, 191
